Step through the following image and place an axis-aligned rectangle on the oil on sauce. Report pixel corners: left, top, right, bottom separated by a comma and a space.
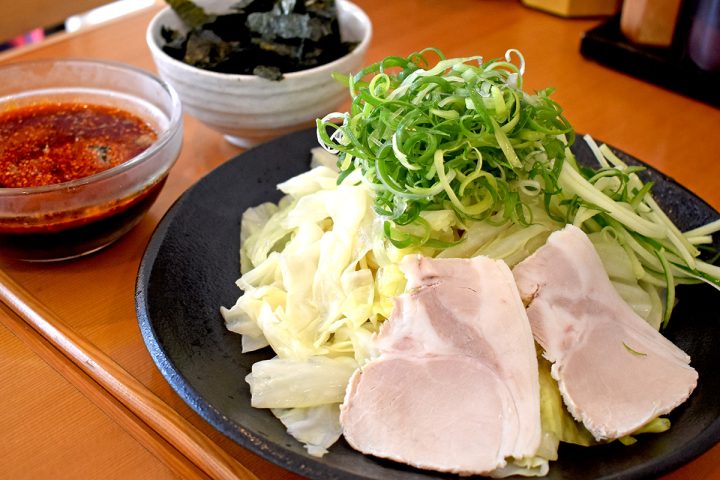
0, 102, 157, 188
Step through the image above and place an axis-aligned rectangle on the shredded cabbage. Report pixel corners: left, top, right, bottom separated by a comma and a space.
247, 356, 358, 408
271, 405, 343, 457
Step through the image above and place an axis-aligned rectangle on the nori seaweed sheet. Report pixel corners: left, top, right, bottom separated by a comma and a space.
161, 0, 358, 80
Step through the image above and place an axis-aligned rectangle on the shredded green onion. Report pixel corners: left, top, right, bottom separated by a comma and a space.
317, 49, 720, 328
317, 49, 573, 243
623, 342, 648, 357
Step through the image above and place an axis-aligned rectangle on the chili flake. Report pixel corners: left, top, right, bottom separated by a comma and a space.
0, 102, 157, 188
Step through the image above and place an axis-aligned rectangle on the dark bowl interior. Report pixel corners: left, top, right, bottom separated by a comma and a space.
136, 128, 720, 480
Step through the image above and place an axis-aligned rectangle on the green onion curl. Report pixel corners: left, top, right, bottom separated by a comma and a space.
317, 49, 573, 247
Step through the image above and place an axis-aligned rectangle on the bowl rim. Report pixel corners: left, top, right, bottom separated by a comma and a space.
145, 0, 373, 82
0, 58, 183, 196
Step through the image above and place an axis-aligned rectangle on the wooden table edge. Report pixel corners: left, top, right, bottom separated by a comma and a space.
0, 268, 258, 480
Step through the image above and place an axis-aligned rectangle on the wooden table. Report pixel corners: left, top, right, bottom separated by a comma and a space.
1, 1, 718, 478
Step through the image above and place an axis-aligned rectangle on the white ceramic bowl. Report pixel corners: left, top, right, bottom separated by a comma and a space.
146, 0, 371, 148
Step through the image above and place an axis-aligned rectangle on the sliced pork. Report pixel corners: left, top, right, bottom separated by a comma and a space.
512, 224, 698, 441
340, 255, 541, 475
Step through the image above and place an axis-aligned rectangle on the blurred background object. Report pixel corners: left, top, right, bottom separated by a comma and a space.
0, 0, 111, 42
0, 0, 156, 51
620, 0, 683, 46
0, 28, 46, 52
65, 0, 155, 33
522, 0, 621, 17
688, 0, 720, 71
580, 0, 720, 106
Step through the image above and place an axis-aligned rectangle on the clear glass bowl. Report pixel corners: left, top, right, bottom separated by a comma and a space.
0, 59, 183, 261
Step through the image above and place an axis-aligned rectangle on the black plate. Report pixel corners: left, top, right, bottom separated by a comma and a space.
136, 128, 720, 480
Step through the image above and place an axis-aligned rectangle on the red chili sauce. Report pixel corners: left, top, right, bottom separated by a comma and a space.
0, 103, 162, 260
0, 102, 157, 188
